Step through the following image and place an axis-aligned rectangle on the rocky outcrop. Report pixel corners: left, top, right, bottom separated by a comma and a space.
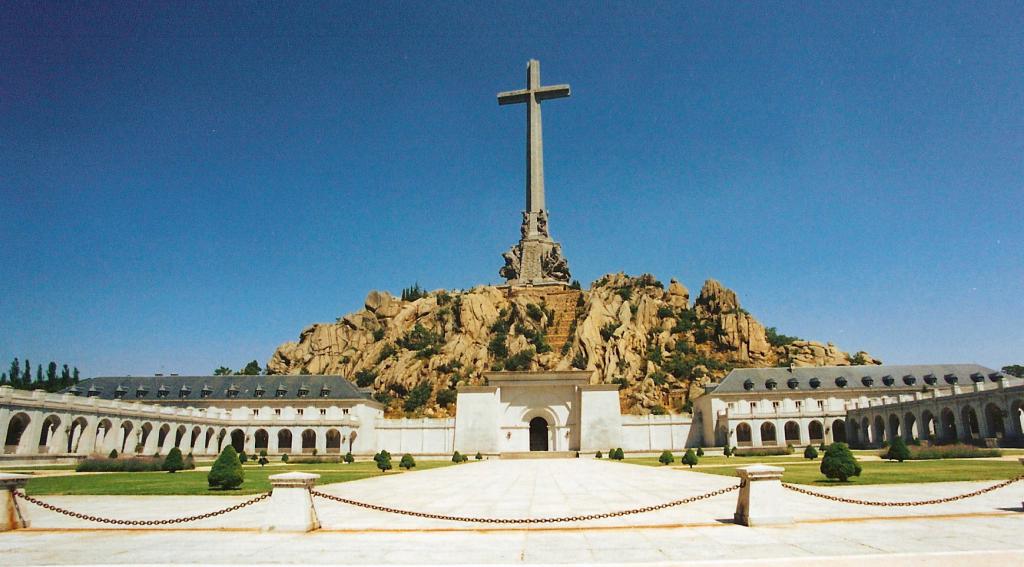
266, 273, 879, 417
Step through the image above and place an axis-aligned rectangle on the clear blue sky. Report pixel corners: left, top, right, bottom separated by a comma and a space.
1, 3, 1021, 377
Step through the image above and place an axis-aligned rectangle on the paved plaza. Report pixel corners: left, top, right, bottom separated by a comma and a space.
4, 458, 1024, 565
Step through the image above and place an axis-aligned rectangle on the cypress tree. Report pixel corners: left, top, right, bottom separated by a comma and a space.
46, 362, 57, 386
36, 365, 43, 388
10, 358, 20, 387
24, 359, 31, 387
72, 367, 80, 384
61, 364, 70, 384
208, 446, 245, 489
1, 372, 6, 385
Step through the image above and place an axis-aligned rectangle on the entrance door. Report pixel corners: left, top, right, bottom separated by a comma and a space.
529, 417, 549, 451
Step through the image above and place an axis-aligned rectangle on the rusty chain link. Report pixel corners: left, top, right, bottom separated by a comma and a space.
781, 475, 1024, 507
310, 483, 740, 524
15, 490, 271, 526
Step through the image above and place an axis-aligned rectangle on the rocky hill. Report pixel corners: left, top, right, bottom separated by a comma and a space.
267, 273, 879, 417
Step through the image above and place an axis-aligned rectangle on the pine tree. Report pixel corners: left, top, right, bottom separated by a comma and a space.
72, 367, 80, 384
208, 446, 245, 489
46, 362, 57, 386
36, 365, 43, 388
0, 372, 6, 385
61, 364, 70, 384
24, 359, 31, 387
10, 358, 20, 388
162, 447, 185, 473
820, 443, 862, 482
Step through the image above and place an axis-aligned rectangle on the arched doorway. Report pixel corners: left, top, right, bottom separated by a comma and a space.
230, 429, 245, 453
278, 429, 293, 454
529, 417, 549, 451
760, 422, 777, 446
808, 421, 824, 444
736, 422, 752, 446
4, 413, 30, 454
784, 421, 800, 445
301, 429, 316, 454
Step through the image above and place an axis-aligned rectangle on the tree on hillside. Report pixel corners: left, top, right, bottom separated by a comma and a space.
1003, 365, 1024, 378
404, 381, 432, 413
238, 361, 262, 375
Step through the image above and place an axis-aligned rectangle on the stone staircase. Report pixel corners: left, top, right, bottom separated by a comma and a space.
541, 289, 581, 352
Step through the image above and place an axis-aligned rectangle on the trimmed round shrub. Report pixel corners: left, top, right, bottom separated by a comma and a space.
162, 447, 185, 473
452, 451, 464, 463
696, 447, 704, 457
682, 448, 698, 468
884, 437, 911, 462
344, 452, 355, 464
374, 450, 393, 472
722, 445, 732, 457
804, 445, 818, 460
400, 454, 416, 470
614, 448, 625, 460
658, 450, 674, 465
208, 446, 245, 489
475, 452, 483, 460
820, 442, 862, 482
281, 453, 289, 462
238, 450, 248, 464
108, 449, 118, 459
595, 450, 603, 459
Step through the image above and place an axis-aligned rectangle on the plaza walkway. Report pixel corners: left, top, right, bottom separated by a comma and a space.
4, 458, 1024, 564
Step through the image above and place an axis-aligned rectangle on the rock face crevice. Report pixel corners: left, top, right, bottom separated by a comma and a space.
267, 273, 879, 417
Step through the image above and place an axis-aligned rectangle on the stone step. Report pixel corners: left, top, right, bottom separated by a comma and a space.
500, 451, 578, 460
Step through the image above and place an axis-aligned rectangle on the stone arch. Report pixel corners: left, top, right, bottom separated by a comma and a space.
888, 414, 901, 442
849, 419, 860, 446
325, 429, 342, 453
230, 429, 245, 453
736, 422, 752, 446
4, 412, 31, 454
832, 418, 847, 444
860, 417, 871, 446
961, 406, 980, 442
190, 426, 202, 452
808, 420, 824, 444
140, 422, 154, 450
119, 420, 135, 453
68, 416, 89, 453
783, 421, 801, 444
254, 429, 269, 451
921, 410, 937, 442
174, 425, 188, 448
984, 403, 1006, 439
39, 414, 61, 450
301, 429, 316, 453
760, 422, 777, 446
903, 412, 918, 442
940, 407, 957, 443
216, 428, 227, 452
872, 416, 886, 445
278, 429, 293, 454
96, 418, 113, 454
157, 424, 171, 449
529, 417, 550, 451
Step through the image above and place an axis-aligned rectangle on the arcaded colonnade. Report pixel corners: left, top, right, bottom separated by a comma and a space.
845, 379, 1024, 448
0, 386, 376, 457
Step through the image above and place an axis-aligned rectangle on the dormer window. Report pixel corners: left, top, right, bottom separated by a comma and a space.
201, 385, 212, 398
297, 385, 309, 398
157, 385, 169, 399
179, 386, 192, 398
135, 386, 149, 398
787, 378, 799, 390
226, 384, 240, 398
882, 375, 895, 387
944, 374, 959, 385
87, 385, 102, 397
743, 379, 754, 391
970, 372, 985, 383
989, 372, 1004, 382
809, 377, 821, 389
114, 385, 127, 399
68, 385, 82, 396
835, 377, 847, 388
275, 385, 287, 398
903, 374, 917, 386
254, 385, 265, 398
924, 373, 937, 385
320, 386, 331, 398
861, 376, 874, 387
765, 379, 777, 390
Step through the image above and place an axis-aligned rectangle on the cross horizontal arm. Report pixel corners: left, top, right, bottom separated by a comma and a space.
497, 89, 529, 105
535, 85, 570, 101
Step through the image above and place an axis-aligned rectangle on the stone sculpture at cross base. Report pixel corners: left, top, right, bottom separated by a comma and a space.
497, 59, 572, 286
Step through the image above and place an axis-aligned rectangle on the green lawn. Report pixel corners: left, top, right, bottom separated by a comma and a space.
648, 458, 1024, 485
622, 454, 803, 467
21, 460, 456, 496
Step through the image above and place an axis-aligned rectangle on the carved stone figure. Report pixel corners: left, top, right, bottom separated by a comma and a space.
520, 211, 530, 239
536, 209, 549, 237
541, 247, 570, 282
499, 246, 521, 280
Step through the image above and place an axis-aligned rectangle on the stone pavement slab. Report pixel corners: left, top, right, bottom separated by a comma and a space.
4, 458, 1024, 565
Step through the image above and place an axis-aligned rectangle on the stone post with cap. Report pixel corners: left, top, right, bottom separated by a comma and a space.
734, 464, 792, 526
262, 472, 321, 532
0, 473, 31, 531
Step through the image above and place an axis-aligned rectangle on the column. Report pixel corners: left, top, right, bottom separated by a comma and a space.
798, 419, 810, 446
160, 425, 177, 455
291, 429, 302, 454
751, 420, 763, 447
16, 411, 44, 455
316, 427, 327, 455
144, 426, 160, 455
268, 427, 280, 454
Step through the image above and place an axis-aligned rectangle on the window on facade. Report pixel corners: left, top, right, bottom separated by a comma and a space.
157, 387, 169, 399
728, 402, 735, 411
320, 409, 327, 416
136, 388, 148, 398
114, 388, 126, 400
297, 408, 304, 415
297, 387, 309, 398
343, 408, 349, 415
772, 401, 780, 411
320, 387, 330, 398
795, 401, 802, 410
749, 402, 757, 412
274, 409, 281, 416
252, 409, 259, 416
179, 387, 191, 399
254, 387, 265, 398
201, 386, 212, 398
275, 386, 287, 398
817, 400, 825, 410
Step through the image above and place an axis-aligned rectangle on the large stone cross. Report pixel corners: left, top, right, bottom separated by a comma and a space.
497, 59, 570, 232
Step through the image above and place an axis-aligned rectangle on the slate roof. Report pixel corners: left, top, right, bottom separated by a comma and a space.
63, 375, 371, 402
710, 364, 1005, 395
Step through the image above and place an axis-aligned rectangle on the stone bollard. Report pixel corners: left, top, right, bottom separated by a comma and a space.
734, 464, 792, 527
262, 472, 321, 533
0, 473, 32, 531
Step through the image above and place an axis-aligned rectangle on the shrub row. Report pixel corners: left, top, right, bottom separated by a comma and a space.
75, 454, 196, 473
888, 443, 1002, 461
731, 446, 794, 457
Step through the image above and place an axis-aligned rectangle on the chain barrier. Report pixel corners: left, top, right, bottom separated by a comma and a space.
14, 490, 271, 526
782, 475, 1024, 507
310, 483, 740, 524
